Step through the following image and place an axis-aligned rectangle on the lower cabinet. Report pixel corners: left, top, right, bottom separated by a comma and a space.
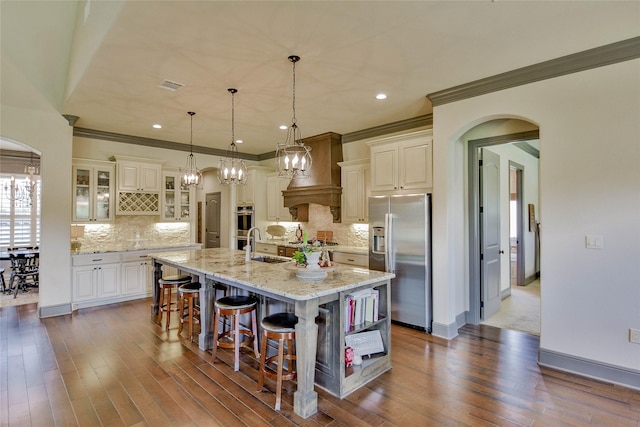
121, 253, 153, 295
332, 251, 368, 268
72, 246, 199, 310
72, 253, 121, 304
255, 242, 279, 256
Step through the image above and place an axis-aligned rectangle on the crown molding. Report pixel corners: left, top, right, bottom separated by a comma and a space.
342, 114, 433, 143
73, 114, 435, 162
73, 127, 259, 161
253, 114, 434, 161
427, 37, 640, 107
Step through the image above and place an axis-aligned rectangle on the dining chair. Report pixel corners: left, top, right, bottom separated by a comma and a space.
9, 252, 39, 298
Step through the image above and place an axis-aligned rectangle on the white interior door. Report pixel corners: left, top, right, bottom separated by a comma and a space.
480, 148, 502, 319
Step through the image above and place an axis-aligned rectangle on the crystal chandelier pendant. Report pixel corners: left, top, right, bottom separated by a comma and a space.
218, 88, 248, 185
3, 153, 39, 206
180, 112, 203, 188
276, 55, 312, 178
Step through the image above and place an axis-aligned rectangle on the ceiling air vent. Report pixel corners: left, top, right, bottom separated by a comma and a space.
159, 79, 185, 91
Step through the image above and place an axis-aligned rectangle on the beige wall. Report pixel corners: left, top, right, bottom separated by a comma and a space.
1, 61, 74, 314
432, 60, 640, 372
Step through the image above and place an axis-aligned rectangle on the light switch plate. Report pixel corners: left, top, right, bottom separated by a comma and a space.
585, 235, 603, 249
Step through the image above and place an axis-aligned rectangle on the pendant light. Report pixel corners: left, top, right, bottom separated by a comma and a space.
276, 55, 312, 178
180, 111, 202, 188
3, 152, 39, 206
217, 88, 247, 185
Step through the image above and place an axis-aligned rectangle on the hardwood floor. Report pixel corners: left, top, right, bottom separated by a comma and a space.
2, 299, 639, 426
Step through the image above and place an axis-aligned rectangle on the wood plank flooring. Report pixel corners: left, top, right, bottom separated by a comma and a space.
1, 299, 639, 426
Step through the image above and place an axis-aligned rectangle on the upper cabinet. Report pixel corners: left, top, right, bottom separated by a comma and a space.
236, 168, 256, 205
266, 174, 291, 222
236, 166, 273, 207
110, 156, 163, 215
113, 158, 162, 192
338, 160, 370, 223
72, 159, 115, 223
368, 129, 433, 194
161, 171, 193, 222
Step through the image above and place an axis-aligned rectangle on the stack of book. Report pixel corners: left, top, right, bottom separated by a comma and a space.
345, 288, 379, 332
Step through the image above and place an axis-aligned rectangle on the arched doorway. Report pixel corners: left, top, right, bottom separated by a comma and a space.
464, 119, 541, 335
0, 138, 41, 307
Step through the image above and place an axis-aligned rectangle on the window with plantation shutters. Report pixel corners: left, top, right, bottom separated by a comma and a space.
0, 175, 40, 248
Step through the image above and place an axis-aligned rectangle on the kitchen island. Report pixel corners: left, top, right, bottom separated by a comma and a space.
147, 247, 394, 418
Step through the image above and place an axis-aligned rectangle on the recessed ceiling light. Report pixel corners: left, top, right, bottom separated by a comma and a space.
279, 125, 288, 130
152, 124, 162, 129
235, 139, 243, 144
376, 93, 387, 100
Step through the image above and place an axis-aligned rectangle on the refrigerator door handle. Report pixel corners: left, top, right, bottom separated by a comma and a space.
385, 213, 394, 273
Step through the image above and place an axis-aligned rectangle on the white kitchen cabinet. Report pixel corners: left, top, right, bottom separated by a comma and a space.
237, 167, 272, 226
121, 252, 153, 295
161, 171, 193, 221
114, 158, 162, 192
72, 159, 115, 223
72, 253, 121, 303
236, 168, 256, 205
339, 160, 370, 223
368, 130, 433, 194
266, 174, 291, 221
332, 251, 369, 268
71, 246, 200, 310
110, 156, 163, 215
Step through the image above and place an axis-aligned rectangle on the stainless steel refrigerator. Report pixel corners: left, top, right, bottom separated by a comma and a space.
369, 194, 431, 332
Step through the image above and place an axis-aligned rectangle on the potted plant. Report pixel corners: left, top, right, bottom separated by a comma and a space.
291, 239, 324, 269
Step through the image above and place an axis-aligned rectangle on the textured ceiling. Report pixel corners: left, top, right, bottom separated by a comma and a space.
4, 1, 640, 156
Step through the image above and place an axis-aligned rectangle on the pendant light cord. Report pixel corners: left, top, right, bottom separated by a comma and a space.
188, 111, 195, 156
289, 55, 300, 130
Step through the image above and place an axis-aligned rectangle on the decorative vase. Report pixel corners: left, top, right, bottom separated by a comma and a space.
305, 251, 322, 269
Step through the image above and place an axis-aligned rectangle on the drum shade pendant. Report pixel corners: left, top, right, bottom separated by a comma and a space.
276, 55, 312, 178
217, 88, 247, 185
180, 111, 203, 188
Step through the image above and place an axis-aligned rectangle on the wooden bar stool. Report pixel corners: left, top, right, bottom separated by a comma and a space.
158, 274, 192, 330
178, 282, 201, 342
211, 294, 259, 371
257, 312, 298, 410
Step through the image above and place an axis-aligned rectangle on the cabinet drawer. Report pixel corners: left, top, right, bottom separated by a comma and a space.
284, 246, 298, 257
333, 252, 368, 268
73, 253, 120, 266
121, 252, 151, 263
256, 243, 278, 255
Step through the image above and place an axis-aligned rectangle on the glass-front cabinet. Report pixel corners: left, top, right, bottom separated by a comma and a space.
161, 171, 193, 221
72, 160, 115, 223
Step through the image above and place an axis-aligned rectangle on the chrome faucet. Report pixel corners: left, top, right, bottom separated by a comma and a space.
247, 226, 262, 258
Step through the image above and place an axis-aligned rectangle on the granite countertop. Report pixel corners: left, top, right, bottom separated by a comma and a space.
73, 243, 202, 256
259, 240, 367, 255
147, 247, 393, 301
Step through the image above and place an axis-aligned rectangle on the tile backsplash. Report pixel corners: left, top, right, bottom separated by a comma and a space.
266, 204, 369, 247
77, 203, 369, 253
78, 216, 190, 252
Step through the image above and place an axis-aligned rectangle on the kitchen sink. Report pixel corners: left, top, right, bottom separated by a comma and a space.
251, 256, 288, 264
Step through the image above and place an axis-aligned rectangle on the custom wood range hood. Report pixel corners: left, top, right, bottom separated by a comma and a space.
282, 132, 343, 223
